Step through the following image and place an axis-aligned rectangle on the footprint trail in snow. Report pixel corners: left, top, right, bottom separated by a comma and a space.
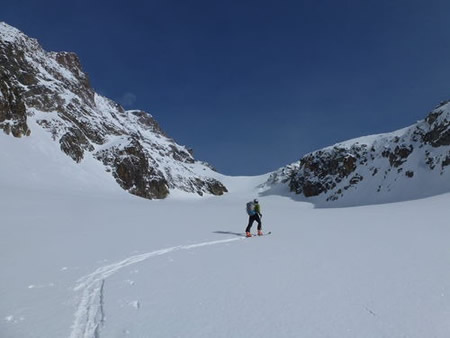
69, 237, 243, 338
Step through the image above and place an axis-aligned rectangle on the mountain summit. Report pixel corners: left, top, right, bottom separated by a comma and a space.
0, 22, 227, 199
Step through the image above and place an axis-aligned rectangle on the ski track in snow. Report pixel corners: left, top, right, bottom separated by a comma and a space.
69, 237, 243, 338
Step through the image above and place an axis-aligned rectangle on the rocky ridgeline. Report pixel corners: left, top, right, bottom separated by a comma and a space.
264, 100, 450, 206
0, 22, 227, 199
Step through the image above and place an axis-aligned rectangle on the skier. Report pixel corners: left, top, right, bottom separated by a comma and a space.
245, 199, 262, 237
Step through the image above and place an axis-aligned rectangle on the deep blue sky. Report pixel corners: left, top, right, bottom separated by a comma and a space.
4, 0, 450, 175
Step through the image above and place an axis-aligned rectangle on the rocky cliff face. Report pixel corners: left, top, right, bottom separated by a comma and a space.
0, 22, 227, 199
263, 100, 450, 206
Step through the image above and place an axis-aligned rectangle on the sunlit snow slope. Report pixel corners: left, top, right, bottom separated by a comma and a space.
263, 100, 450, 207
1, 127, 450, 338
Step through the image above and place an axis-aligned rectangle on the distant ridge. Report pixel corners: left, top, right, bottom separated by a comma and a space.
262, 100, 450, 207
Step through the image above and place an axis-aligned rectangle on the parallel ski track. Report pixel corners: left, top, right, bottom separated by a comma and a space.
69, 237, 243, 338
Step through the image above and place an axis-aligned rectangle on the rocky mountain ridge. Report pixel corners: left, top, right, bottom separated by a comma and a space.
262, 100, 450, 207
0, 22, 227, 199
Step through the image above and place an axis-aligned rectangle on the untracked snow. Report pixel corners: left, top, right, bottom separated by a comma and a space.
1, 125, 450, 337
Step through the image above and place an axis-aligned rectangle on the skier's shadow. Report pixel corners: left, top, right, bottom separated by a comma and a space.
213, 231, 246, 237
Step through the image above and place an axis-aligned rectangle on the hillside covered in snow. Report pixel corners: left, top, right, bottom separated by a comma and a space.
262, 100, 450, 207
0, 22, 226, 199
4, 20, 450, 207
2, 151, 450, 338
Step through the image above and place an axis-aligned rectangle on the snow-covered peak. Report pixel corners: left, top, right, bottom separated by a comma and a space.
0, 21, 24, 43
425, 100, 450, 127
0, 22, 227, 199
262, 98, 450, 207
0, 21, 41, 51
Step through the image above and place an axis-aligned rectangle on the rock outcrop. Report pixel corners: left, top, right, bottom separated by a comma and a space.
0, 22, 227, 199
263, 100, 450, 206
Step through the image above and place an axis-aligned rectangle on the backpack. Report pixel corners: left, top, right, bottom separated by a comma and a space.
246, 201, 255, 216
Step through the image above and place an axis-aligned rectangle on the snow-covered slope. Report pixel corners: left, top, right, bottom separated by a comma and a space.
262, 100, 450, 207
1, 170, 450, 338
0, 22, 226, 199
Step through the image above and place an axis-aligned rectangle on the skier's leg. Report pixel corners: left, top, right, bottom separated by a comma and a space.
256, 214, 262, 231
246, 215, 255, 233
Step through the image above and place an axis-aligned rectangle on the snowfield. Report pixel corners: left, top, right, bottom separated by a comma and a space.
1, 127, 450, 338
1, 20, 449, 338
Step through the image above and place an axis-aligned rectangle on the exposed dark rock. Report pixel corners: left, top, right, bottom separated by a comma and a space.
349, 174, 363, 185
441, 154, 450, 169
423, 108, 450, 147
288, 146, 361, 197
382, 145, 413, 167
95, 139, 170, 199
265, 99, 450, 204
129, 110, 167, 136
205, 179, 228, 195
53, 51, 91, 88
423, 122, 450, 147
60, 128, 94, 163
0, 22, 227, 199
405, 171, 414, 178
0, 54, 30, 137
425, 151, 436, 170
394, 145, 413, 165
169, 144, 194, 163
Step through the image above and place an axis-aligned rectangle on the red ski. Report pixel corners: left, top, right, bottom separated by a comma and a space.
247, 231, 271, 237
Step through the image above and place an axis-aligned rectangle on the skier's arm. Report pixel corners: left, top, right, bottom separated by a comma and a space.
256, 204, 262, 217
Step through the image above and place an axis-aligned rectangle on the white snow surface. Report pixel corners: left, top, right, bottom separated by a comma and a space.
0, 21, 28, 44
1, 127, 450, 337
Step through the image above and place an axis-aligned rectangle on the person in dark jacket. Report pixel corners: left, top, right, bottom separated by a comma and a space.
246, 199, 262, 237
